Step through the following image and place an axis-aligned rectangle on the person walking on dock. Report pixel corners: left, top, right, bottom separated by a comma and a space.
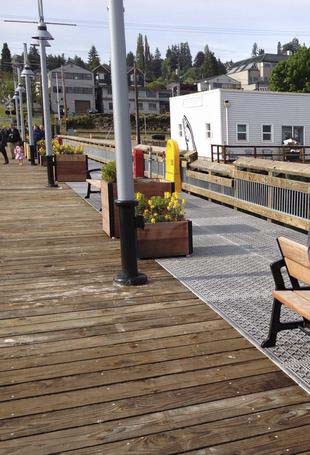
0, 128, 9, 165
7, 123, 21, 160
14, 141, 25, 166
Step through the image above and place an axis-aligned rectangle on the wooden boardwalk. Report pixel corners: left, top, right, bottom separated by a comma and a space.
0, 162, 309, 455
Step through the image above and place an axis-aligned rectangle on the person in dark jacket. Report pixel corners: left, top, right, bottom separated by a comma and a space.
7, 124, 21, 159
0, 128, 9, 164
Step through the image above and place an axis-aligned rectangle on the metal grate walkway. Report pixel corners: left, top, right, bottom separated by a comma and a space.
158, 195, 310, 393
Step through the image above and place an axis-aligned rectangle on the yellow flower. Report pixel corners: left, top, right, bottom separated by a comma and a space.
182, 198, 186, 205
150, 218, 156, 224
164, 192, 171, 199
173, 192, 180, 199
165, 215, 171, 221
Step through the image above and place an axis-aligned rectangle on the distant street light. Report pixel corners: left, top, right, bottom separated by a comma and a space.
108, 0, 147, 286
17, 68, 26, 142
12, 90, 20, 132
21, 43, 36, 165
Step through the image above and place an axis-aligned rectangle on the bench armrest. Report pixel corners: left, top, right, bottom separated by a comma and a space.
87, 168, 102, 178
270, 259, 287, 290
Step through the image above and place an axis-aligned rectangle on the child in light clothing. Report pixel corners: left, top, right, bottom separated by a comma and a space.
14, 142, 25, 165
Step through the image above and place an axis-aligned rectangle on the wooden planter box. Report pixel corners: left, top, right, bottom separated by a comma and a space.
55, 154, 87, 182
39, 155, 47, 167
101, 179, 175, 238
137, 220, 193, 259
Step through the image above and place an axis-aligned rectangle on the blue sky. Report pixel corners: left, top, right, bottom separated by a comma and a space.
2, 0, 310, 63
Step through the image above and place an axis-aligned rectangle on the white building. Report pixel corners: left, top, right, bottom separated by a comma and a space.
170, 89, 310, 158
48, 63, 95, 115
197, 74, 241, 92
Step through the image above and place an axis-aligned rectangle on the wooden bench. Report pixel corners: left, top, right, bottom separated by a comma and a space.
262, 236, 310, 348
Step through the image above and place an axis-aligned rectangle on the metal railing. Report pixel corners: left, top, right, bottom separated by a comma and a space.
211, 144, 310, 164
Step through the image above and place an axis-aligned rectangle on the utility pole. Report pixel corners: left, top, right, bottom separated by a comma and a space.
61, 65, 67, 133
55, 72, 61, 133
17, 67, 26, 141
22, 43, 36, 165
133, 62, 141, 145
108, 0, 147, 286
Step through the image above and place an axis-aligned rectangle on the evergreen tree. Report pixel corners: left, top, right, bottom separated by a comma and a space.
217, 59, 227, 75
126, 51, 135, 68
179, 42, 192, 72
252, 42, 258, 57
202, 46, 218, 78
152, 48, 162, 79
46, 54, 66, 70
1, 43, 12, 72
28, 45, 40, 71
72, 55, 88, 69
282, 37, 301, 55
88, 45, 101, 70
193, 51, 205, 68
258, 48, 265, 55
136, 33, 145, 72
277, 41, 282, 55
144, 35, 153, 81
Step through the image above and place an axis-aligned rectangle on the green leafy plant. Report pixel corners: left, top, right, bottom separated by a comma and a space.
101, 161, 117, 183
135, 192, 186, 223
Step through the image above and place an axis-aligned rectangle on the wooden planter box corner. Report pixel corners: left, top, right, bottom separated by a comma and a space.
137, 220, 193, 259
55, 154, 87, 182
101, 179, 175, 238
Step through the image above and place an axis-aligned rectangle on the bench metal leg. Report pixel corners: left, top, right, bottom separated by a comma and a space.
85, 183, 91, 199
262, 298, 282, 348
262, 298, 305, 348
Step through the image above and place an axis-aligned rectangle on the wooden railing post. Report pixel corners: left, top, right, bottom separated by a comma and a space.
217, 145, 220, 163
211, 145, 214, 162
254, 146, 257, 159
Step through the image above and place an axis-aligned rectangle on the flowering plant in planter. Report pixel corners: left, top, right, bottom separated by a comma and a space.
135, 192, 186, 223
37, 139, 83, 155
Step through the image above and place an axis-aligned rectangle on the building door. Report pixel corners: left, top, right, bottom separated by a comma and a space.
75, 100, 91, 114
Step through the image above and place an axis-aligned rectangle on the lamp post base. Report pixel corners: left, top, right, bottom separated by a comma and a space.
30, 145, 37, 166
114, 199, 148, 287
46, 155, 58, 187
114, 271, 148, 287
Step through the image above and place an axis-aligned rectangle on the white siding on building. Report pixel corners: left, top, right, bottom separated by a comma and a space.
170, 89, 310, 158
170, 90, 223, 157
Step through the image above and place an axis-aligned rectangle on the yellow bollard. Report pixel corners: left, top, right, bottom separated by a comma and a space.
165, 139, 182, 193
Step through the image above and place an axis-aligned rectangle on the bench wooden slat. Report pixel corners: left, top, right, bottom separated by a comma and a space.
278, 236, 310, 268
278, 237, 310, 284
272, 290, 310, 320
86, 179, 101, 190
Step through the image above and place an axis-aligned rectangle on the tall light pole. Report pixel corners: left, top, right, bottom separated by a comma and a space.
108, 0, 147, 286
12, 89, 20, 132
55, 72, 61, 133
133, 62, 141, 145
17, 67, 26, 142
32, 1, 57, 187
21, 43, 36, 165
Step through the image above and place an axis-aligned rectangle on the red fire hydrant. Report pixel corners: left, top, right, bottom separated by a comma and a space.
133, 147, 144, 178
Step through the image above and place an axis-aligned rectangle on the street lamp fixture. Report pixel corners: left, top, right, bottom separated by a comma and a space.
32, 13, 57, 187
21, 43, 36, 165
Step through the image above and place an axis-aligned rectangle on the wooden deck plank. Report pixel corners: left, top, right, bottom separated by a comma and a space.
0, 162, 308, 455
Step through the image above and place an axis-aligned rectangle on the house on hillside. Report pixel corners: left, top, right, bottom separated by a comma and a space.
93, 65, 170, 114
48, 63, 95, 115
170, 89, 310, 158
228, 53, 288, 91
197, 74, 241, 92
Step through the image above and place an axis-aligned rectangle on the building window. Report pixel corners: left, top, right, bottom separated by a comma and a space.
148, 102, 157, 111
206, 123, 211, 139
178, 124, 183, 137
262, 124, 273, 142
282, 126, 304, 144
109, 102, 113, 110
138, 102, 144, 110
237, 124, 248, 141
